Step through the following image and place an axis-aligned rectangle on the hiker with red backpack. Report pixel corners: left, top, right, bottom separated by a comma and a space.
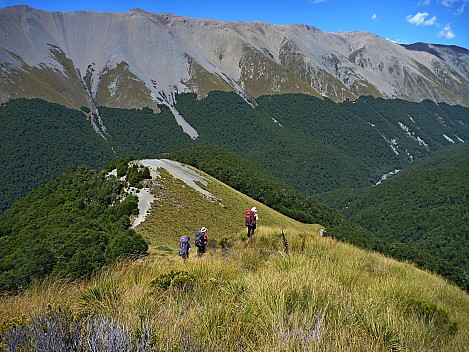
195, 227, 208, 257
179, 235, 191, 260
245, 207, 258, 238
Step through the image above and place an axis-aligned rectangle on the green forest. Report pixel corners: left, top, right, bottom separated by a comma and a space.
317, 143, 469, 290
2, 94, 468, 213
0, 161, 149, 292
175, 92, 468, 195
0, 99, 114, 212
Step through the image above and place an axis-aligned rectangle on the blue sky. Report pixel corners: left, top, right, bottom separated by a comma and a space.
2, 0, 468, 49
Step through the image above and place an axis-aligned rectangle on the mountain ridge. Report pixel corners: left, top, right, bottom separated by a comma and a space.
1, 5, 469, 139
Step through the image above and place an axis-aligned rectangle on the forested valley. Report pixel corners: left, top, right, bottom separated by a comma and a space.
1, 93, 468, 291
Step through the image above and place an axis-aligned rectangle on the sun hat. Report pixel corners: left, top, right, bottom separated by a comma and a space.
251, 207, 257, 212
201, 227, 207, 232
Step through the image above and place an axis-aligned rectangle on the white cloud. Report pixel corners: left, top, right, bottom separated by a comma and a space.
439, 0, 456, 7
424, 15, 437, 25
406, 12, 437, 26
371, 13, 377, 20
439, 0, 468, 13
311, 0, 328, 3
438, 24, 456, 39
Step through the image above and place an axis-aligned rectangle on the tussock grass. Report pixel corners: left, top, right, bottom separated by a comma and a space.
2, 227, 469, 351
2, 166, 469, 351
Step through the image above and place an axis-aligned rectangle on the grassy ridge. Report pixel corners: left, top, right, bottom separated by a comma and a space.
1, 227, 468, 351
1, 160, 468, 350
166, 146, 468, 291
135, 164, 322, 255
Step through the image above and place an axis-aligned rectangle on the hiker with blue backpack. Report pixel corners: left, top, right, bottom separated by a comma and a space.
195, 227, 208, 257
245, 207, 258, 238
179, 235, 191, 259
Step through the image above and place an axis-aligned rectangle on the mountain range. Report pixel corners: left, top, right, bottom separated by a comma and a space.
1, 5, 469, 141
1, 6, 469, 348
0, 3, 468, 288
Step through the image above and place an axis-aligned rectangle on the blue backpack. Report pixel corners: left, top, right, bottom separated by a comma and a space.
179, 236, 190, 258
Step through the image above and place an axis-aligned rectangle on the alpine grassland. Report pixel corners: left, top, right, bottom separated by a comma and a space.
1, 161, 469, 351
1, 227, 469, 351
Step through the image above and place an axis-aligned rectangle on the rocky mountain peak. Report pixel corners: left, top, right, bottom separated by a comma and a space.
0, 5, 468, 116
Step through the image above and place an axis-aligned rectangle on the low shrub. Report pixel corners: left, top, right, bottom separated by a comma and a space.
150, 270, 196, 290
405, 298, 458, 336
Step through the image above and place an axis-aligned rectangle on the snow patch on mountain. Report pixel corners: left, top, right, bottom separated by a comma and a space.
169, 105, 199, 139
436, 114, 447, 127
271, 117, 283, 127
406, 149, 414, 161
382, 135, 400, 155
108, 78, 118, 97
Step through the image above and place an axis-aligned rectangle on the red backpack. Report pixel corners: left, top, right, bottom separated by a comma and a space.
245, 209, 255, 225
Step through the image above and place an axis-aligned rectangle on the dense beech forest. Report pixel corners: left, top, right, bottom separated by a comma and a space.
0, 160, 149, 292
317, 143, 469, 290
1, 94, 468, 291
0, 99, 114, 212
2, 93, 468, 212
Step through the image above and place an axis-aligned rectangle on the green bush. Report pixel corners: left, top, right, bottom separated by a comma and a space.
150, 271, 196, 290
404, 298, 458, 336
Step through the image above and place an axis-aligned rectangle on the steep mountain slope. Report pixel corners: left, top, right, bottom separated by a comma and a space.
2, 94, 468, 213
173, 92, 469, 193
1, 5, 468, 139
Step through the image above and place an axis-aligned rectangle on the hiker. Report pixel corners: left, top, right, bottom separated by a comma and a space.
245, 207, 258, 238
195, 227, 208, 257
179, 235, 191, 259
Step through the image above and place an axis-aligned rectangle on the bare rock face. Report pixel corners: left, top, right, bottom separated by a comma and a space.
1, 5, 469, 115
